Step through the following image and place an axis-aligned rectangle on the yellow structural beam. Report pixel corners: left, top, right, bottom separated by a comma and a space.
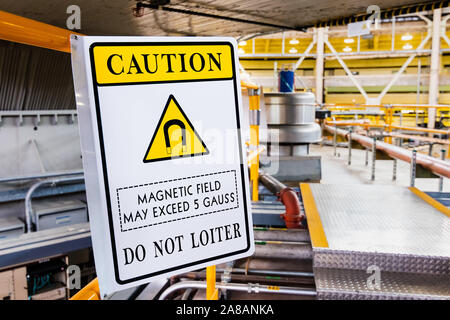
0, 10, 82, 53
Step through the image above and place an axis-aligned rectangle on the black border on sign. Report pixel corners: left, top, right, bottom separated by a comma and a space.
88, 41, 251, 285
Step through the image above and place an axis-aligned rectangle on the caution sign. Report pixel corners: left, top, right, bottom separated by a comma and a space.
71, 37, 253, 297
143, 95, 209, 163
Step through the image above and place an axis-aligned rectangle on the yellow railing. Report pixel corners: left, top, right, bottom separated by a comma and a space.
69, 278, 100, 300
0, 10, 82, 53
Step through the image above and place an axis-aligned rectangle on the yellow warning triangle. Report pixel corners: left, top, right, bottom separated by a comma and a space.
143, 95, 209, 163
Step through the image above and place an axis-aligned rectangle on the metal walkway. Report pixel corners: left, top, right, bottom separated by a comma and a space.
301, 183, 450, 300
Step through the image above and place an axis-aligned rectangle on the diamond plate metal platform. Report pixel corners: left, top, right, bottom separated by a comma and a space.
301, 183, 450, 300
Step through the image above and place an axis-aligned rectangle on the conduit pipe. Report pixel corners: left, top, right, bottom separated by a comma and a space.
258, 171, 304, 228
254, 243, 313, 260
158, 281, 317, 300
0, 170, 84, 184
214, 268, 314, 278
325, 125, 450, 178
178, 271, 315, 286
25, 176, 84, 233
253, 229, 310, 242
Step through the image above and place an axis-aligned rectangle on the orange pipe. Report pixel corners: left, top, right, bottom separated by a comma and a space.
279, 188, 303, 229
325, 125, 450, 178
325, 120, 450, 135
0, 10, 82, 53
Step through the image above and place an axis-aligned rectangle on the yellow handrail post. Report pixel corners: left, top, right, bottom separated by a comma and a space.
447, 138, 450, 159
206, 265, 219, 300
386, 105, 393, 144
248, 87, 261, 202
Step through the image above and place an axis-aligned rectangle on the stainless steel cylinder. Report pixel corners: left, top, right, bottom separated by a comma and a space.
263, 92, 321, 144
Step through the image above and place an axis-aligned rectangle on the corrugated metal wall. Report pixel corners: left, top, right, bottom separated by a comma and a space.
0, 40, 75, 111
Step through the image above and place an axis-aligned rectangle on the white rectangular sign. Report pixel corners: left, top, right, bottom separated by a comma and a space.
71, 36, 254, 297
347, 20, 371, 37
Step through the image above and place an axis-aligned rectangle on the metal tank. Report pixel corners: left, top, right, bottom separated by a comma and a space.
263, 92, 321, 156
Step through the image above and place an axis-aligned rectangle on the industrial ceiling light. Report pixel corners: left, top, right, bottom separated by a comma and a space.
402, 43, 413, 50
344, 38, 354, 44
289, 48, 298, 53
238, 41, 247, 46
343, 46, 352, 52
289, 39, 299, 45
401, 34, 413, 41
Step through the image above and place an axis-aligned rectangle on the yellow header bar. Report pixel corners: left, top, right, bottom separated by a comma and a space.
91, 43, 234, 85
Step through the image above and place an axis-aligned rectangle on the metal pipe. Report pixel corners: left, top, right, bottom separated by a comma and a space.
371, 137, 376, 181
254, 243, 313, 260
253, 229, 310, 242
365, 147, 369, 166
333, 124, 337, 156
215, 268, 314, 278
410, 149, 417, 187
258, 170, 304, 228
393, 138, 398, 181
158, 281, 317, 300
180, 271, 315, 287
325, 125, 450, 179
0, 170, 83, 184
24, 176, 84, 233
181, 288, 192, 300
348, 128, 352, 165
439, 149, 445, 192
258, 171, 285, 194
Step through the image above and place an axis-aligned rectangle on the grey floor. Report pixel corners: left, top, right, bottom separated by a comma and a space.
311, 144, 449, 192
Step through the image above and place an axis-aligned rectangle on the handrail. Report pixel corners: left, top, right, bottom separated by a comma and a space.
325, 120, 450, 135
0, 170, 83, 184
240, 80, 259, 90
0, 10, 83, 53
325, 124, 450, 178
324, 103, 450, 109
70, 278, 100, 300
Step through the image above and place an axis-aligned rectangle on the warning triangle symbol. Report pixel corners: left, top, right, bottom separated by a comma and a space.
143, 95, 209, 163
